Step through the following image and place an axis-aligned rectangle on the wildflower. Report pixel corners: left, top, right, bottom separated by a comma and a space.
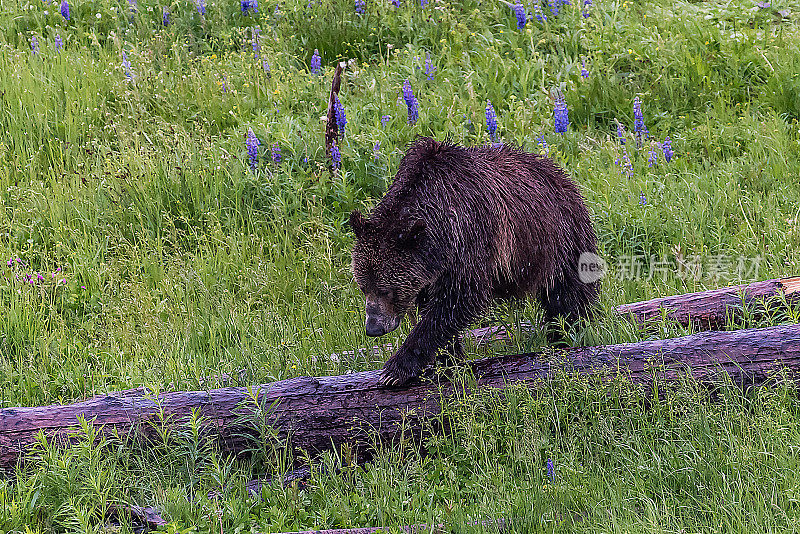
548, 0, 558, 17
580, 58, 589, 79
31, 36, 39, 55
420, 0, 427, 6
355, 0, 365, 14
756, 1, 770, 8
633, 96, 649, 146
424, 53, 435, 80
380, 115, 391, 126
221, 74, 227, 93
241, 0, 257, 14
129, 0, 137, 13
245, 128, 260, 170
252, 27, 261, 58
162, 7, 170, 25
310, 49, 322, 75
60, 0, 69, 20
402, 79, 419, 124
373, 141, 380, 161
334, 95, 347, 137
195, 0, 205, 15
392, 0, 400, 5
262, 59, 271, 77
55, 33, 63, 50
534, 3, 546, 22
662, 136, 674, 162
616, 121, 626, 144
639, 191, 647, 206
331, 139, 341, 168
537, 135, 549, 156
553, 93, 569, 134
122, 50, 134, 80
582, 0, 592, 17
271, 142, 281, 164
547, 459, 555, 482
648, 142, 658, 167
485, 100, 498, 141
514, 2, 526, 29
615, 149, 633, 177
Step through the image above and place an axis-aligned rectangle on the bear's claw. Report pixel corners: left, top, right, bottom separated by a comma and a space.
378, 355, 421, 388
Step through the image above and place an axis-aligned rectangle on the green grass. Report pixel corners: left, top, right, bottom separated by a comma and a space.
0, 0, 800, 530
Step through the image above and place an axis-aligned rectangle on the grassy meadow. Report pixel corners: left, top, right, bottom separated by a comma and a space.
1, 0, 800, 530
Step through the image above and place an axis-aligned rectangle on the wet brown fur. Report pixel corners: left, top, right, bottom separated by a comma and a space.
351, 137, 599, 386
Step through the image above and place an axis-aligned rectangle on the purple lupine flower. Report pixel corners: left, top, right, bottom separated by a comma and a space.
486, 100, 498, 141
420, 0, 427, 6
373, 141, 380, 161
648, 143, 658, 167
548, 0, 559, 17
241, 0, 257, 14
380, 115, 391, 126
616, 121, 626, 144
55, 33, 63, 51
331, 139, 341, 168
355, 0, 365, 13
633, 96, 649, 146
424, 53, 435, 80
553, 94, 569, 134
581, 58, 589, 79
537, 135, 549, 156
310, 49, 322, 75
334, 95, 347, 137
402, 79, 419, 125
162, 7, 170, 25
129, 0, 138, 13
546, 459, 555, 481
122, 51, 134, 80
60, 0, 69, 20
221, 74, 227, 93
534, 3, 546, 22
195, 0, 205, 15
31, 36, 39, 55
246, 128, 260, 170
662, 136, 673, 162
392, 0, 400, 5
514, 2, 526, 28
639, 191, 647, 206
271, 142, 281, 164
756, 1, 770, 8
582, 0, 592, 17
615, 149, 633, 177
262, 59, 271, 78
252, 27, 261, 58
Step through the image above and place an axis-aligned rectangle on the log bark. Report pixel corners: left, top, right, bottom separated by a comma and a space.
2, 324, 800, 470
615, 276, 800, 329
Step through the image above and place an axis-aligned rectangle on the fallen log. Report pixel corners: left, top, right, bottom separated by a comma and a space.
615, 276, 800, 329
2, 324, 799, 470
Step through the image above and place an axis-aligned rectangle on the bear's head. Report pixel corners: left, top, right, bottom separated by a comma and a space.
350, 209, 434, 337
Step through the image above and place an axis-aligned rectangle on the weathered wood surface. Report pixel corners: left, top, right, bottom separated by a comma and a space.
3, 324, 800, 470
324, 62, 343, 167
615, 276, 800, 329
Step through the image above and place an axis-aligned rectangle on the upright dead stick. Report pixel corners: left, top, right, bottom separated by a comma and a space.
325, 62, 343, 167
2, 324, 800, 470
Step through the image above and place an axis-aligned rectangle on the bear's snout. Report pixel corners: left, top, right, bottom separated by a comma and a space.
365, 297, 401, 337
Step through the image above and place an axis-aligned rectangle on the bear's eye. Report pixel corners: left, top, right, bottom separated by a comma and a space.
377, 289, 394, 300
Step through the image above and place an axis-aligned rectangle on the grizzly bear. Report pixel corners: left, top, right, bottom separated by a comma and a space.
350, 137, 599, 386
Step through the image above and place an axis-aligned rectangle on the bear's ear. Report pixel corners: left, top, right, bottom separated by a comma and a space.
396, 219, 426, 248
350, 210, 368, 237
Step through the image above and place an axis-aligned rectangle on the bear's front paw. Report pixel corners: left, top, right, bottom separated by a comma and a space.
379, 353, 424, 387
